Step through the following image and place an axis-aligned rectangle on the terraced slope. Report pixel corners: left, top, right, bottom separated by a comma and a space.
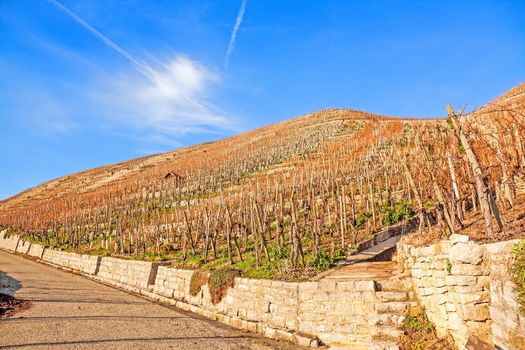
1, 83, 524, 280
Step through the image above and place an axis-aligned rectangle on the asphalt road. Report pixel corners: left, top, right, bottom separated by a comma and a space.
0, 250, 304, 350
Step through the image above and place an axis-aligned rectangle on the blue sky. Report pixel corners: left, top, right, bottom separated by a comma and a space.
1, 0, 524, 199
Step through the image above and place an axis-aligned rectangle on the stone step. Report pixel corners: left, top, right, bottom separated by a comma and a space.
376, 291, 409, 302
376, 301, 410, 315
391, 268, 405, 275
372, 325, 405, 339
369, 340, 401, 350
374, 313, 405, 327
376, 278, 411, 291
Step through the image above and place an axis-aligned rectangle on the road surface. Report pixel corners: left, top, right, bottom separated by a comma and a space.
0, 250, 304, 350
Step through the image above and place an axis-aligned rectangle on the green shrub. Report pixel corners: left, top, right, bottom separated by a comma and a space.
311, 249, 346, 271
244, 265, 273, 279
334, 248, 346, 260
208, 267, 240, 304
313, 250, 334, 270
2, 226, 19, 238
445, 116, 455, 130
381, 201, 414, 226
512, 240, 525, 316
354, 212, 370, 228
402, 310, 433, 333
232, 257, 256, 272
202, 257, 229, 270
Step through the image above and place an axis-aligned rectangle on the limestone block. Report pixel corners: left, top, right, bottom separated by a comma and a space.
459, 304, 489, 322
446, 275, 476, 286
445, 302, 456, 312
361, 292, 376, 303
489, 262, 509, 277
484, 239, 519, 258
343, 313, 366, 323
421, 287, 434, 296
449, 234, 470, 244
421, 245, 435, 256
502, 280, 520, 309
312, 292, 328, 302
432, 292, 448, 305
436, 240, 452, 252
299, 281, 318, 292
451, 264, 488, 276
450, 243, 484, 265
449, 290, 490, 305
433, 259, 448, 270
446, 311, 463, 331
318, 280, 336, 292
465, 321, 493, 346
476, 276, 490, 288
430, 303, 449, 320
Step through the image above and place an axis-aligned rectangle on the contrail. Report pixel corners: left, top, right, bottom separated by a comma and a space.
47, 0, 155, 82
47, 0, 213, 115
224, 0, 247, 68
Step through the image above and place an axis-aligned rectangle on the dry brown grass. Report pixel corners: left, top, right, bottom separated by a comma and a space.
398, 309, 455, 350
189, 270, 209, 297
208, 268, 240, 305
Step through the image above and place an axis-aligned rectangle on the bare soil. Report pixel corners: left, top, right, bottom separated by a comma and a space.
403, 194, 525, 247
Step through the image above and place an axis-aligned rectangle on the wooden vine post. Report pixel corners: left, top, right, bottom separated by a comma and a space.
446, 105, 496, 236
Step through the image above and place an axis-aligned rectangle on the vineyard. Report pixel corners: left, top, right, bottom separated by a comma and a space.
1, 83, 524, 280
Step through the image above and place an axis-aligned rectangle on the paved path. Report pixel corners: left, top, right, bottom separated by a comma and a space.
0, 250, 303, 350
313, 235, 400, 282
320, 261, 394, 281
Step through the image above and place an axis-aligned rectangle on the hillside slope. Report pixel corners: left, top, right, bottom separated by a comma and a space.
0, 109, 399, 210
1, 83, 524, 280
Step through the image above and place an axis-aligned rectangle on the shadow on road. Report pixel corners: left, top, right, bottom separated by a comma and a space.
0, 270, 30, 318
0, 270, 21, 296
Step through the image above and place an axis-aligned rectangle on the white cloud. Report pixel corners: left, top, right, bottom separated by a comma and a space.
90, 55, 233, 137
47, 0, 235, 141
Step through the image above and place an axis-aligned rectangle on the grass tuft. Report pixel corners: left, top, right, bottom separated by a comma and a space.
398, 308, 454, 350
208, 267, 240, 304
189, 270, 208, 297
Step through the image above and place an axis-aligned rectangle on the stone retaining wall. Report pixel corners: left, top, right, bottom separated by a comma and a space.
2, 229, 523, 349
96, 256, 167, 290
0, 233, 20, 252
41, 249, 101, 275
397, 234, 524, 350
0, 230, 384, 348
486, 241, 525, 349
152, 267, 378, 347
27, 243, 45, 259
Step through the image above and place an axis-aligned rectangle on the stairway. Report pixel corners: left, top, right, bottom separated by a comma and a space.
369, 273, 416, 350
312, 225, 418, 349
